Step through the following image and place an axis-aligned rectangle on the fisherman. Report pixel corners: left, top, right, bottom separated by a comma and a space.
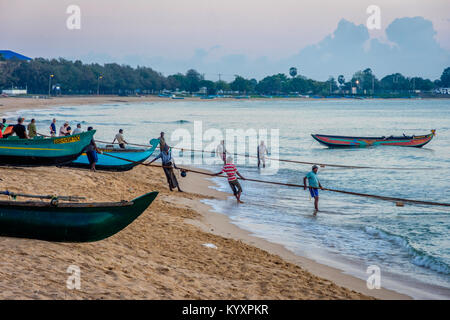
66, 126, 72, 136
59, 122, 69, 136
216, 140, 227, 164
214, 156, 245, 203
113, 129, 127, 149
72, 123, 83, 135
50, 118, 57, 137
0, 123, 4, 138
85, 126, 102, 171
27, 118, 37, 138
149, 145, 183, 192
12, 117, 28, 139
257, 140, 268, 168
159, 132, 166, 150
303, 165, 323, 214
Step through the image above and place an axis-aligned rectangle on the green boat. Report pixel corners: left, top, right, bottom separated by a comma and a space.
0, 130, 96, 166
0, 192, 158, 242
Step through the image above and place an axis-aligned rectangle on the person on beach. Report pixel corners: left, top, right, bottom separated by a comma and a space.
50, 118, 57, 137
216, 140, 227, 164
159, 132, 166, 150
149, 145, 183, 192
303, 165, 323, 214
113, 129, 127, 149
257, 140, 268, 168
27, 118, 37, 138
85, 126, 102, 171
12, 117, 28, 139
72, 123, 83, 135
214, 156, 245, 203
59, 122, 69, 136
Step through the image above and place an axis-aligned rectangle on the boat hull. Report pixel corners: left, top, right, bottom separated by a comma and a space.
0, 192, 158, 242
68, 138, 159, 171
311, 132, 434, 148
0, 131, 96, 166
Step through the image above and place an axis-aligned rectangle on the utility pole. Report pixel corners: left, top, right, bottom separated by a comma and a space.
97, 75, 103, 95
48, 74, 54, 97
218, 73, 222, 81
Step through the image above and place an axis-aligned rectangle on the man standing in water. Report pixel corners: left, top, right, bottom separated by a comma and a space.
216, 140, 227, 164
214, 156, 245, 203
257, 140, 268, 168
303, 165, 323, 214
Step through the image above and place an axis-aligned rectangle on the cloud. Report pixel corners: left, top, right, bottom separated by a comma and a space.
284, 17, 449, 80
70, 17, 450, 81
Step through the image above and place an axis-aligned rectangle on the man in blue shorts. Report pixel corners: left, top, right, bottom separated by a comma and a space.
303, 165, 323, 214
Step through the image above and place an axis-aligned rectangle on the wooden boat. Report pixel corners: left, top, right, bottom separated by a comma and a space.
312, 130, 435, 148
0, 130, 96, 166
68, 138, 159, 171
0, 191, 158, 242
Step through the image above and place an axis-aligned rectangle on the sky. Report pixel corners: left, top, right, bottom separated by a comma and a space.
1, 0, 450, 80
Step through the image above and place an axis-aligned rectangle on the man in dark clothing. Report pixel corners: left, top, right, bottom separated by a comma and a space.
85, 126, 102, 171
149, 147, 182, 192
13, 117, 28, 139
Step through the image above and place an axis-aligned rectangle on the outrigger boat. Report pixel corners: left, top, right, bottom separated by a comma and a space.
0, 130, 96, 166
311, 130, 435, 148
68, 138, 159, 171
0, 191, 158, 242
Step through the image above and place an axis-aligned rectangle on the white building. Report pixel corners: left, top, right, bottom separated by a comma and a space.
2, 89, 27, 96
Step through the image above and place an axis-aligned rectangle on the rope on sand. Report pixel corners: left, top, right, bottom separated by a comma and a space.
100, 152, 450, 208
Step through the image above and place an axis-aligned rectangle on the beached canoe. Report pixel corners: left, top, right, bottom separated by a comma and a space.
68, 138, 159, 171
311, 130, 435, 148
0, 130, 96, 166
0, 191, 158, 242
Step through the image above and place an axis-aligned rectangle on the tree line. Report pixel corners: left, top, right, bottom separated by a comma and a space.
0, 55, 449, 96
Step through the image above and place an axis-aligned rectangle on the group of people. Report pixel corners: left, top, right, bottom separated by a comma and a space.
0, 117, 36, 139
156, 137, 322, 213
215, 140, 323, 212
49, 118, 83, 137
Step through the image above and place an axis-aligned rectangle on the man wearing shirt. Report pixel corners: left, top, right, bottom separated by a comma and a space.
13, 117, 28, 139
113, 129, 127, 149
303, 165, 323, 214
257, 140, 268, 168
50, 118, 57, 136
27, 119, 37, 138
59, 122, 69, 136
216, 140, 227, 164
149, 147, 183, 192
214, 157, 245, 203
72, 123, 83, 135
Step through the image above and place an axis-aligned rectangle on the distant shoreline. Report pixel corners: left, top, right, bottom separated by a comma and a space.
1, 94, 449, 116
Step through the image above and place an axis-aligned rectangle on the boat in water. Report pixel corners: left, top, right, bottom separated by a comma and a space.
0, 191, 158, 242
68, 138, 159, 171
311, 130, 435, 148
0, 130, 96, 166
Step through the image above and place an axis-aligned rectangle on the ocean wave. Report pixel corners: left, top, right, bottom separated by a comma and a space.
142, 120, 192, 124
364, 226, 450, 275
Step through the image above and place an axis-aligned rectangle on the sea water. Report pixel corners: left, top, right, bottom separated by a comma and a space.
10, 98, 450, 299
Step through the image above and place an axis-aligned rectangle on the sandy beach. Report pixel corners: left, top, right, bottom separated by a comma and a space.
0, 96, 410, 300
